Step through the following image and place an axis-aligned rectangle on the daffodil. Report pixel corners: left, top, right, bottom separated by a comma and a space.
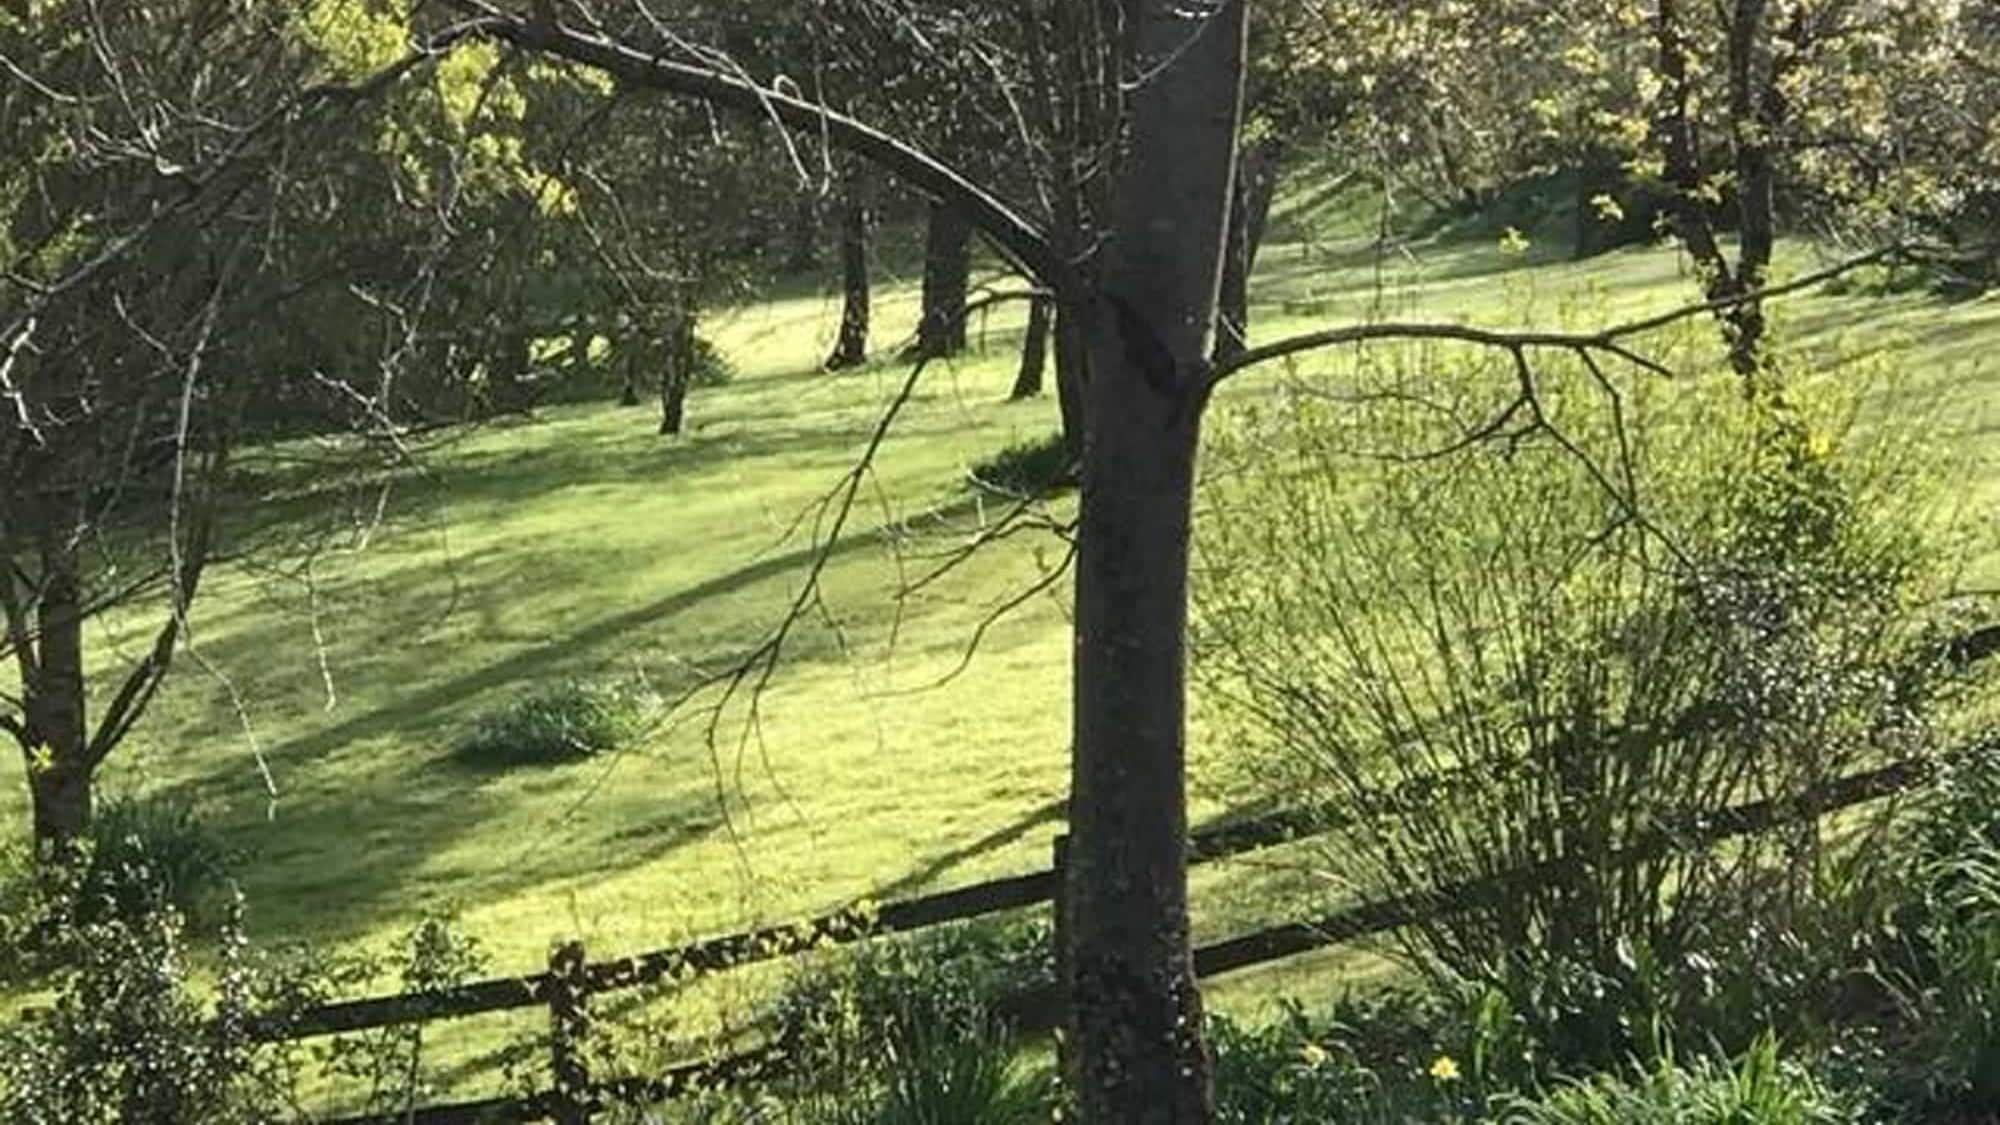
1300, 1042, 1329, 1069
1429, 1055, 1461, 1082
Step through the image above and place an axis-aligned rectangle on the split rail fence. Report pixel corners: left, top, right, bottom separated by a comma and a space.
248, 758, 1934, 1124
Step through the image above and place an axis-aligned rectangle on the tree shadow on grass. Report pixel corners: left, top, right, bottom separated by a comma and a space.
159, 489, 993, 940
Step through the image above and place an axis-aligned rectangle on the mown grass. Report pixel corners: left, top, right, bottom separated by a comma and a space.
4, 172, 1996, 1103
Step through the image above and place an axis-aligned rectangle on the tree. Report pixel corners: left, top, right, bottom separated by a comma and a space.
442, 2, 1239, 1116
0, 2, 529, 855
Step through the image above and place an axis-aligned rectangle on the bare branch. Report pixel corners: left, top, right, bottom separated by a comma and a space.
437, 0, 1071, 290
1206, 241, 1914, 394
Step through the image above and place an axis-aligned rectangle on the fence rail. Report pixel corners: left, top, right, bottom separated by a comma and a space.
298, 758, 1930, 1124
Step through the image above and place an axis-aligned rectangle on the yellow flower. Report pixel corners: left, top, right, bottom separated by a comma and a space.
1299, 1042, 1329, 1069
1429, 1055, 1461, 1082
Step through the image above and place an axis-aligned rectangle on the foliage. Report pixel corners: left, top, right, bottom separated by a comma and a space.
966, 433, 1076, 498
1497, 1035, 1858, 1125
0, 877, 489, 1123
73, 793, 236, 925
1195, 358, 1969, 1068
0, 794, 234, 981
771, 917, 1053, 1062
1865, 736, 2000, 1117
453, 677, 660, 767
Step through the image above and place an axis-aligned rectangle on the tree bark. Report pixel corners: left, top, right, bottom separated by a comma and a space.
784, 192, 821, 274
1011, 296, 1052, 399
1725, 0, 1777, 380
1066, 2, 1246, 1122
1213, 137, 1283, 365
21, 547, 90, 855
824, 184, 871, 371
658, 305, 698, 436
1653, 0, 1778, 382
910, 200, 972, 360
1053, 299, 1089, 460
492, 325, 533, 414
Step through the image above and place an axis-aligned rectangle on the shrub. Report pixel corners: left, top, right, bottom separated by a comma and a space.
1194, 362, 1970, 1068
79, 792, 236, 924
688, 334, 734, 388
0, 794, 234, 980
1497, 1035, 1859, 1124
967, 433, 1075, 498
1863, 736, 2000, 1117
0, 893, 487, 1123
834, 1019, 1054, 1125
771, 917, 1053, 1061
751, 918, 1055, 1124
454, 677, 659, 767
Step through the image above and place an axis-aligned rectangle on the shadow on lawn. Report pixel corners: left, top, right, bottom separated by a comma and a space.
161, 487, 994, 939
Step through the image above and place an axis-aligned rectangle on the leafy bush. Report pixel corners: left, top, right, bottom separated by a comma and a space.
1861, 736, 2000, 1117
688, 334, 735, 388
0, 887, 489, 1124
1195, 363, 1969, 1068
772, 917, 1053, 1061
0, 794, 234, 980
79, 793, 235, 923
1498, 1035, 1858, 1124
967, 433, 1075, 497
747, 918, 1055, 1124
454, 677, 659, 767
824, 1019, 1054, 1125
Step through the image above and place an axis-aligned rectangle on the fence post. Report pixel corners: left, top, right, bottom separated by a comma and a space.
549, 940, 591, 1125
1051, 833, 1071, 1081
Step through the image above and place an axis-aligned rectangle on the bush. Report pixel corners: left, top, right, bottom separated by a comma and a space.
688, 334, 734, 388
0, 794, 234, 980
1498, 1035, 1858, 1124
79, 793, 235, 924
967, 433, 1075, 498
1194, 362, 1970, 1068
771, 917, 1053, 1060
749, 918, 1055, 1124
454, 677, 659, 767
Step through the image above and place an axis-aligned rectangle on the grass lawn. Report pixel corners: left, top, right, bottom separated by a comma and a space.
5, 175, 1996, 1104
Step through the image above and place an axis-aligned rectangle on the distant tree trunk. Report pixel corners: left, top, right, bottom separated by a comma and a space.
1725, 0, 1779, 379
1213, 137, 1283, 365
1053, 300, 1089, 459
824, 184, 871, 371
658, 306, 699, 436
784, 193, 822, 274
1064, 1, 1245, 1121
910, 201, 972, 360
492, 326, 533, 413
1011, 296, 1052, 399
1653, 0, 1780, 383
19, 546, 91, 855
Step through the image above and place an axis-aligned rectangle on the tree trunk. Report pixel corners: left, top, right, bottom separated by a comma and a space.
492, 326, 533, 414
1213, 137, 1283, 365
910, 201, 972, 360
824, 186, 871, 371
1655, 0, 1775, 382
1066, 2, 1245, 1121
658, 307, 698, 436
1053, 298, 1089, 461
1011, 296, 1052, 399
22, 549, 90, 856
784, 192, 822, 274
1725, 0, 1777, 381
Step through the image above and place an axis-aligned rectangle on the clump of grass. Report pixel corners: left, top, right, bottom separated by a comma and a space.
80, 793, 236, 924
967, 433, 1075, 498
453, 677, 659, 768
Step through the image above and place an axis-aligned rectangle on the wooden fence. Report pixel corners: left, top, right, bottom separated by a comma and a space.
274, 758, 1930, 1124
